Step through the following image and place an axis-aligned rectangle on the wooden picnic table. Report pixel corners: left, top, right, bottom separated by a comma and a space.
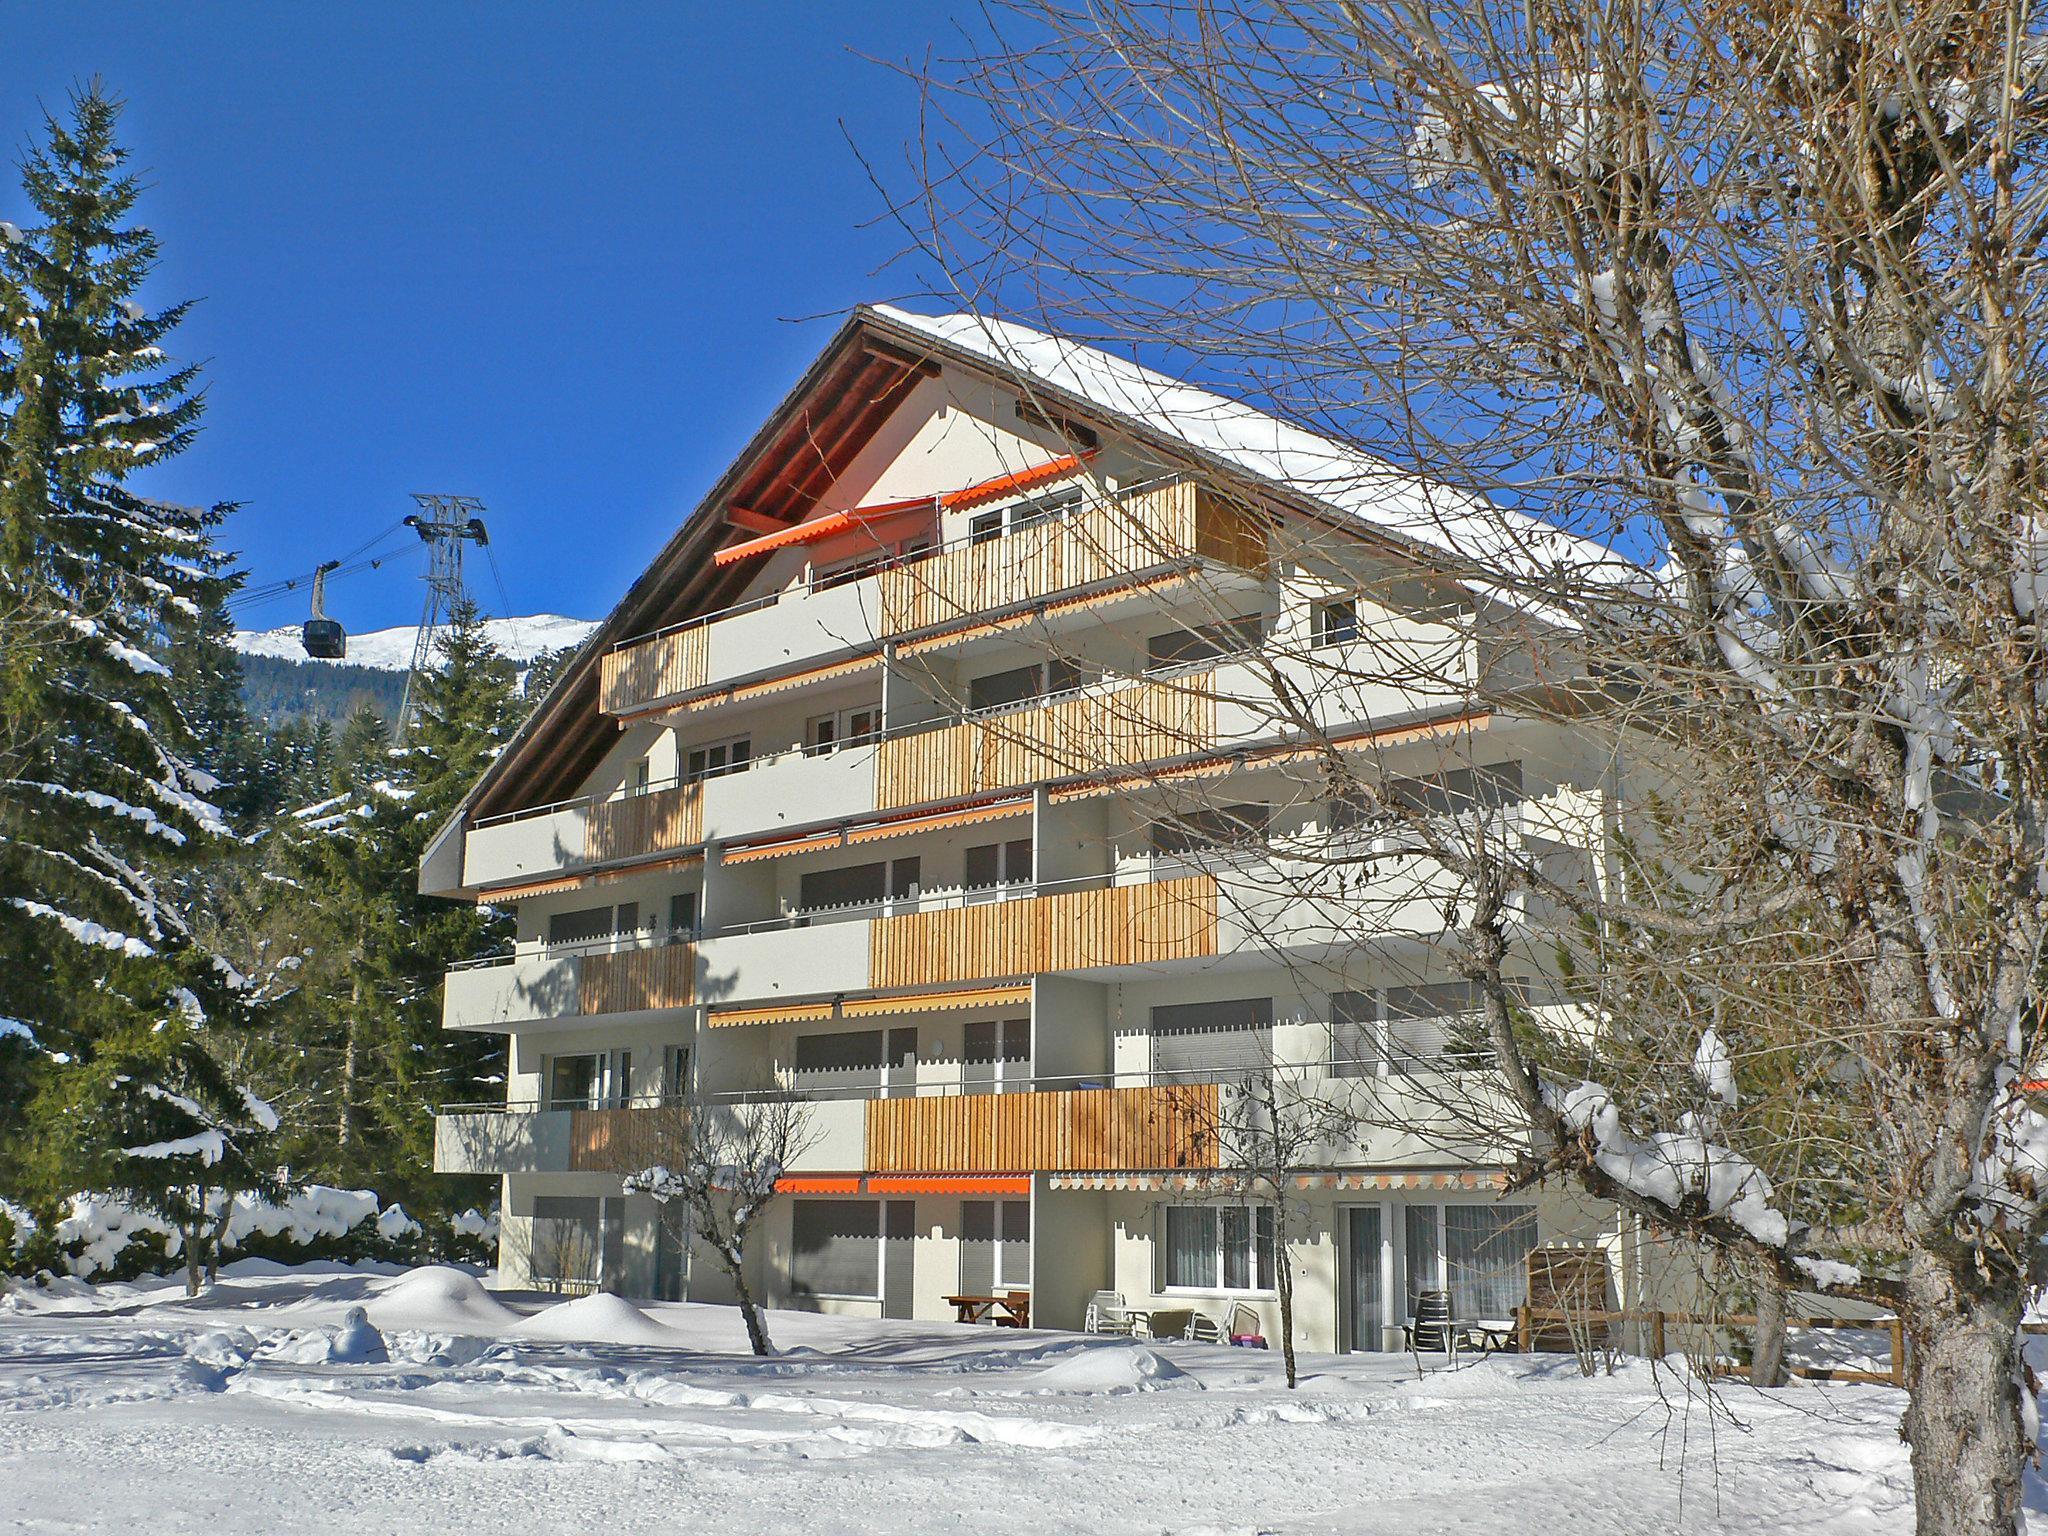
944, 1292, 1031, 1328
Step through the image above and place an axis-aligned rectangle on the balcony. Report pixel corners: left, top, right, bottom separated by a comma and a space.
442, 940, 696, 1031
864, 1083, 1220, 1173
464, 782, 702, 890
596, 479, 1267, 719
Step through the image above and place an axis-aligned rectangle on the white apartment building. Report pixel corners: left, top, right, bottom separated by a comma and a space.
421, 305, 1638, 1352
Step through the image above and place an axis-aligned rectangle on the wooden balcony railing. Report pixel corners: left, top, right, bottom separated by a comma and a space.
863, 1083, 1221, 1173
568, 1105, 676, 1173
868, 875, 1219, 989
875, 675, 1216, 812
599, 623, 708, 716
579, 944, 695, 1015
583, 782, 702, 864
596, 481, 1266, 718
875, 481, 1266, 637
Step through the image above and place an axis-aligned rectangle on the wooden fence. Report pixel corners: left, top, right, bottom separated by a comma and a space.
1513, 1305, 1909, 1388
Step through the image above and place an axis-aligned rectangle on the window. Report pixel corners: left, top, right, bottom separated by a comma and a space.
1313, 598, 1360, 648
667, 891, 699, 941
1150, 997, 1275, 1077
963, 838, 1033, 891
1388, 762, 1524, 816
530, 1196, 609, 1290
1150, 802, 1269, 855
792, 1028, 916, 1091
968, 664, 1043, 713
633, 758, 652, 792
1163, 1204, 1275, 1291
964, 1016, 1030, 1092
661, 1044, 690, 1100
797, 857, 920, 913
1328, 982, 1504, 1075
969, 486, 1084, 544
684, 735, 751, 783
547, 1053, 600, 1109
962, 1199, 1033, 1290
546, 902, 643, 947
791, 1200, 881, 1299
1146, 615, 1263, 668
806, 705, 881, 756
1406, 1203, 1538, 1321
966, 659, 1095, 714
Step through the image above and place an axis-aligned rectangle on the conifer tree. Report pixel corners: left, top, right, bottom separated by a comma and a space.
0, 85, 268, 1210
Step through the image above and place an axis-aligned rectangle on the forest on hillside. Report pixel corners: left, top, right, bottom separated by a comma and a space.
0, 90, 555, 1283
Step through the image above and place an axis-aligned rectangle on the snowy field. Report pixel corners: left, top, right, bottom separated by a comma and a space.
0, 1263, 1985, 1534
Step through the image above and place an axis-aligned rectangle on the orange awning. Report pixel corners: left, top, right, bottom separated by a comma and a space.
658, 652, 884, 717
705, 999, 840, 1029
839, 984, 1031, 1018
712, 497, 935, 567
941, 453, 1093, 511
721, 830, 846, 865
867, 1176, 1032, 1196
776, 1176, 862, 1194
842, 799, 1031, 846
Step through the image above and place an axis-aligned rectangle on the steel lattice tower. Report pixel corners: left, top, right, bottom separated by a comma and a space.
396, 493, 490, 739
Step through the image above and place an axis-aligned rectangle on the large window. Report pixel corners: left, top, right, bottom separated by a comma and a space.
530, 1195, 619, 1292
1150, 997, 1275, 1077
964, 1017, 1030, 1092
1405, 1203, 1538, 1321
797, 857, 920, 913
963, 837, 1033, 892
684, 734, 751, 783
547, 901, 643, 947
961, 1199, 1031, 1291
966, 658, 1094, 714
545, 1049, 629, 1109
791, 1199, 881, 1299
1328, 983, 1499, 1075
805, 705, 881, 756
1328, 761, 1524, 833
1162, 1204, 1275, 1292
1149, 802, 1269, 856
1146, 614, 1264, 668
968, 487, 1083, 544
792, 1027, 916, 1093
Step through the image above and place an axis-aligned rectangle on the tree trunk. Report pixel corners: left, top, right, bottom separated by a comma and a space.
726, 1257, 773, 1356
338, 974, 365, 1149
183, 1220, 202, 1298
1275, 1215, 1299, 1389
1750, 1266, 1789, 1388
204, 1192, 236, 1285
1898, 1251, 2026, 1536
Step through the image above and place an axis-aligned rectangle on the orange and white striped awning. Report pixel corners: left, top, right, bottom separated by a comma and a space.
655, 652, 884, 718
712, 497, 936, 568
897, 571, 1196, 659
775, 1176, 863, 1194
478, 850, 704, 902
940, 452, 1093, 511
840, 985, 1030, 1018
867, 1175, 1032, 1196
705, 999, 841, 1029
719, 798, 1030, 865
1045, 1169, 1508, 1193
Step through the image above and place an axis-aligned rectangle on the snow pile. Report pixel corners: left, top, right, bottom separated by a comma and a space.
1029, 1345, 1195, 1395
1548, 1081, 1790, 1246
509, 1291, 687, 1347
364, 1266, 521, 1334
329, 1306, 389, 1364
233, 614, 596, 672
221, 1187, 381, 1248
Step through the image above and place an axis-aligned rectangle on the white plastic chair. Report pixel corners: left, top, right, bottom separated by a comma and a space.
1084, 1290, 1135, 1335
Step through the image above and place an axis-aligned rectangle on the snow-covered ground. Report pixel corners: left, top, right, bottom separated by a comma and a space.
233, 614, 596, 670
0, 1262, 1984, 1533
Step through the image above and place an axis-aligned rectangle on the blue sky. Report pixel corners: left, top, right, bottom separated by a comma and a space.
7, 4, 970, 631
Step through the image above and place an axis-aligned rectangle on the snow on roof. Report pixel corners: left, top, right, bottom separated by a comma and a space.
875, 305, 1620, 583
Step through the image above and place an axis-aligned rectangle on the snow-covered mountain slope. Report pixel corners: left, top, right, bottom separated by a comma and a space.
233, 614, 597, 671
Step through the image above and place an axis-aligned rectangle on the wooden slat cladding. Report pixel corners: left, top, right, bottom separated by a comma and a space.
868, 875, 1219, 989
599, 624, 709, 715
875, 676, 1216, 811
874, 481, 1266, 636
568, 1106, 679, 1173
863, 1083, 1221, 1173
579, 945, 695, 1016
582, 783, 703, 864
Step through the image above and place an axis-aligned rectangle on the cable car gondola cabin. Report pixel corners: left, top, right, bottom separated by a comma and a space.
302, 560, 346, 659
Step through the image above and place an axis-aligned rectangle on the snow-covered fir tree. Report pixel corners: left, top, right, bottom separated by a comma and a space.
0, 85, 271, 1223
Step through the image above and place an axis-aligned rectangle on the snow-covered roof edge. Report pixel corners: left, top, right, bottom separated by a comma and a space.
871, 305, 1622, 582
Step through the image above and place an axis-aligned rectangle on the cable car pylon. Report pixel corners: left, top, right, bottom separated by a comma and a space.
396, 493, 490, 740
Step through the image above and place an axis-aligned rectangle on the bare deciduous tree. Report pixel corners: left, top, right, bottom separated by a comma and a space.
896, 5, 2048, 1529
626, 1092, 817, 1357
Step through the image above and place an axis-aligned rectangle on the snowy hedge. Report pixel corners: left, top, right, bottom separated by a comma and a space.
1, 1186, 497, 1281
